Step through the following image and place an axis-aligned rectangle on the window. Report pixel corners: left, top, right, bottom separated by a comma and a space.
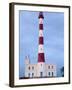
28, 66, 30, 70
52, 66, 53, 69
28, 73, 30, 77
41, 64, 42, 66
32, 73, 34, 77
48, 72, 50, 76
32, 66, 34, 70
48, 66, 50, 69
40, 48, 42, 50
40, 72, 43, 77
52, 72, 53, 76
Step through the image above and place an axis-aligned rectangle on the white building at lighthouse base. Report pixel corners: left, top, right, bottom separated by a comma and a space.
24, 56, 56, 78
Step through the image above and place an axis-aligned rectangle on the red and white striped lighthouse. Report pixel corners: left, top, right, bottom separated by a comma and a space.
38, 12, 45, 63
37, 12, 46, 77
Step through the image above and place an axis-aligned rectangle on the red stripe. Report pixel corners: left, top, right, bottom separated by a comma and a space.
39, 24, 43, 30
39, 37, 44, 44
38, 53, 45, 62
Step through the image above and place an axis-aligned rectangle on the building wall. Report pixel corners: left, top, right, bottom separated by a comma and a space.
25, 64, 37, 78
36, 62, 46, 77
25, 62, 57, 78
46, 64, 57, 77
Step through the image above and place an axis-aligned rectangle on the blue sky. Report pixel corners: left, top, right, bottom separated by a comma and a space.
19, 11, 64, 78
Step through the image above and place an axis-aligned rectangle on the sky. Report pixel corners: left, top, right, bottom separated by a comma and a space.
19, 10, 64, 78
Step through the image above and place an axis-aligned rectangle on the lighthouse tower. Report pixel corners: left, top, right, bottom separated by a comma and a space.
37, 12, 46, 77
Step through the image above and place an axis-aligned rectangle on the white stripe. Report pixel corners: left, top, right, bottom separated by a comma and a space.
39, 18, 43, 24
39, 30, 43, 37
38, 44, 44, 53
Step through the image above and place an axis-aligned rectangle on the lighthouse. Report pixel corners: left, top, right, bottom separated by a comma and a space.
37, 12, 46, 77
24, 12, 57, 79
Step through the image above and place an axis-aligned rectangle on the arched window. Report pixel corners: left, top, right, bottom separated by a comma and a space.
41, 64, 42, 66
28, 66, 30, 70
32, 73, 34, 77
48, 72, 50, 76
40, 72, 43, 77
52, 66, 53, 69
48, 66, 50, 69
52, 72, 53, 76
28, 73, 30, 77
